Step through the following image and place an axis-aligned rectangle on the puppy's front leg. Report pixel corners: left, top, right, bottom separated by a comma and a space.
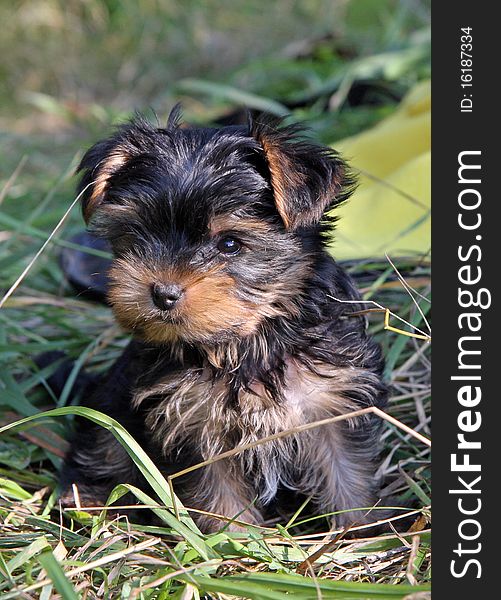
183, 459, 263, 532
306, 420, 382, 529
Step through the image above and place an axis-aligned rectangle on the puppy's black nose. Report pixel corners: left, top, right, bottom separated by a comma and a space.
151, 282, 183, 311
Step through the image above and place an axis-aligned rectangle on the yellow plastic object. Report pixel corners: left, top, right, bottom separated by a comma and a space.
328, 80, 431, 259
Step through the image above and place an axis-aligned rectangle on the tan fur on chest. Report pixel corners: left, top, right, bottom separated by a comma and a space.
133, 358, 376, 459
133, 357, 380, 508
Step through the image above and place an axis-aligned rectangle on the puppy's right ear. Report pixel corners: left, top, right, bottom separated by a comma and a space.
77, 137, 130, 224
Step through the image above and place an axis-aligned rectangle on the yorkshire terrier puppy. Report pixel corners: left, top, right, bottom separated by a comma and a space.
60, 109, 388, 532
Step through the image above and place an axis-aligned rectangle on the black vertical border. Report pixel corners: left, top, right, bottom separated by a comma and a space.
433, 3, 498, 595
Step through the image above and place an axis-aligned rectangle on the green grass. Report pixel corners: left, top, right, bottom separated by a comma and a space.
0, 1, 430, 597
0, 280, 432, 597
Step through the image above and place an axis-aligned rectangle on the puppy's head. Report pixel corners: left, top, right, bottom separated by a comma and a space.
77, 110, 354, 345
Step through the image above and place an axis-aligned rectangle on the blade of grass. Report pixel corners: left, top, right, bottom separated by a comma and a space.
176, 79, 289, 116
37, 550, 79, 600
7, 537, 51, 573
384, 302, 431, 377
2, 153, 80, 255
0, 182, 93, 309
0, 477, 33, 501
0, 407, 216, 560
0, 211, 111, 258
0, 371, 41, 416
103, 483, 216, 560
57, 332, 107, 407
183, 571, 431, 598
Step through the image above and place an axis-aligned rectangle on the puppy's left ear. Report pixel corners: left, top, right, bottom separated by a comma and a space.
250, 114, 355, 230
77, 136, 130, 225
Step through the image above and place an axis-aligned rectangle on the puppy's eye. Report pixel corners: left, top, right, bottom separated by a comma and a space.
217, 237, 242, 256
